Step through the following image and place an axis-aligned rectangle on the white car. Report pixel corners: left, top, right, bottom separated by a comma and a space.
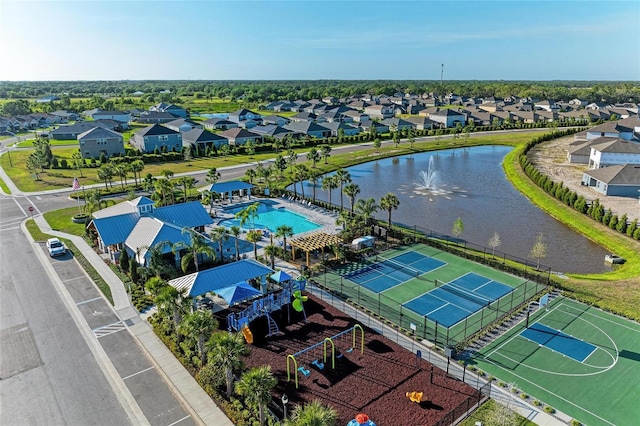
46, 238, 65, 257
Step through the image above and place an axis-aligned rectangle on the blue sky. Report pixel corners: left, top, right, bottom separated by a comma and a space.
1, 1, 638, 81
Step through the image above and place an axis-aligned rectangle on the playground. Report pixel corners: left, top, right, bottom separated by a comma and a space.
316, 244, 544, 346
233, 295, 481, 426
471, 297, 640, 426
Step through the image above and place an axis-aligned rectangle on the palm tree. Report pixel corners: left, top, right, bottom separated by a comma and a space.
235, 202, 260, 230
206, 331, 248, 398
308, 169, 320, 202
245, 168, 257, 184
201, 189, 218, 215
85, 189, 106, 215
230, 225, 242, 260
294, 165, 309, 199
235, 365, 277, 426
379, 192, 400, 231
246, 230, 262, 259
355, 197, 379, 228
113, 163, 130, 189
335, 210, 353, 231
141, 240, 174, 277
205, 167, 221, 186
155, 285, 191, 341
276, 224, 293, 254
321, 144, 332, 164
343, 182, 360, 213
285, 399, 338, 426
210, 227, 230, 261
321, 175, 338, 207
97, 164, 113, 190
178, 176, 196, 202
264, 244, 277, 269
334, 169, 351, 210
306, 147, 320, 167
173, 228, 216, 272
179, 310, 219, 366
130, 159, 145, 185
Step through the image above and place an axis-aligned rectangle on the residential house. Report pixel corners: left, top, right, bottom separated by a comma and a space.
364, 104, 394, 119
218, 128, 263, 146
92, 110, 131, 123
149, 103, 188, 118
136, 111, 180, 124
381, 117, 416, 132
165, 118, 201, 133
358, 120, 389, 134
51, 122, 109, 140
130, 124, 183, 153
228, 109, 261, 123
261, 115, 290, 127
203, 118, 238, 131
182, 128, 228, 151
77, 127, 125, 159
50, 110, 79, 121
429, 109, 467, 128
575, 118, 640, 141
88, 196, 213, 263
290, 112, 318, 122
587, 138, 640, 169
322, 122, 360, 137
534, 100, 560, 112
95, 118, 129, 131
406, 116, 438, 130
283, 121, 331, 139
251, 124, 294, 140
342, 110, 369, 122
581, 164, 640, 197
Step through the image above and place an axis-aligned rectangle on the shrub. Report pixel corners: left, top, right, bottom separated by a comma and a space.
533, 400, 542, 406
544, 406, 556, 414
520, 393, 528, 399
571, 420, 582, 426
498, 381, 507, 388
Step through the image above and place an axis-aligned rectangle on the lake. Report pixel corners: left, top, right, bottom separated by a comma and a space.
300, 145, 610, 274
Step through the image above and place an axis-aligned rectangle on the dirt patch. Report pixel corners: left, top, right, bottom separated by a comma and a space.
528, 135, 639, 222
225, 296, 479, 425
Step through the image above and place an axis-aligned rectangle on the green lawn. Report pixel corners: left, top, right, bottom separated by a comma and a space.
460, 399, 536, 426
471, 297, 640, 426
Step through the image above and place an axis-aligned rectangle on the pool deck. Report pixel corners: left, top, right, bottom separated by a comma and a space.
206, 196, 342, 252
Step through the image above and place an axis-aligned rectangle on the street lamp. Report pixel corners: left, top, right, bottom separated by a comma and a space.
281, 394, 289, 420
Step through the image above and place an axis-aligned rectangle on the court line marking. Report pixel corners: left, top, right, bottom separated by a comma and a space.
582, 346, 598, 363
480, 356, 617, 426
558, 302, 640, 334
122, 366, 155, 381
517, 328, 594, 363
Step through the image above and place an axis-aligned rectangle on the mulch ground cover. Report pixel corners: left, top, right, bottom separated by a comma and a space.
220, 295, 478, 425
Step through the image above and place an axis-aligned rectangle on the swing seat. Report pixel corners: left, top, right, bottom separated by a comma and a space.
298, 366, 311, 376
346, 347, 354, 353
311, 359, 325, 370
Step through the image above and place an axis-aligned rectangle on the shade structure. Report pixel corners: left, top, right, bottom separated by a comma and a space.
216, 281, 262, 306
270, 270, 292, 283
289, 231, 343, 266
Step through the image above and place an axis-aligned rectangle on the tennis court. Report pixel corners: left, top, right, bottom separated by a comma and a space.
473, 297, 640, 426
343, 251, 445, 293
316, 244, 540, 346
403, 273, 514, 327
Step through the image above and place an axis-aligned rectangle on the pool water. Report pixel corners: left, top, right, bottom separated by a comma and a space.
219, 203, 321, 235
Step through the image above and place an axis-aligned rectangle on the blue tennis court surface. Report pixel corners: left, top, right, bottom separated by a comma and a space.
343, 251, 445, 293
520, 322, 596, 362
402, 273, 514, 327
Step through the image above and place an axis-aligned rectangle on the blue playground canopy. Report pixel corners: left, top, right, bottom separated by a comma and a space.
216, 281, 262, 306
271, 270, 292, 283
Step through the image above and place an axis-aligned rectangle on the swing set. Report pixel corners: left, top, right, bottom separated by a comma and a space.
286, 324, 364, 388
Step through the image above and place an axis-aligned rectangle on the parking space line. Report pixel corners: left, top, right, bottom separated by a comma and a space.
93, 321, 127, 338
76, 296, 103, 306
62, 276, 89, 283
121, 366, 155, 381
167, 415, 192, 426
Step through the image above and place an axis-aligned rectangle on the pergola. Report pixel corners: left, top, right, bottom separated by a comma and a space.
290, 232, 343, 266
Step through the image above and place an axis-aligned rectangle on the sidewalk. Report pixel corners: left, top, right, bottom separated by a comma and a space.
31, 214, 233, 426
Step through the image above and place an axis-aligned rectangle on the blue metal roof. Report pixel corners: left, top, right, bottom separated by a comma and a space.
178, 259, 273, 297
92, 213, 139, 246
154, 201, 213, 228
203, 180, 255, 194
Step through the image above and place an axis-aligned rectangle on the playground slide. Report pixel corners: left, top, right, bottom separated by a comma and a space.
241, 324, 254, 344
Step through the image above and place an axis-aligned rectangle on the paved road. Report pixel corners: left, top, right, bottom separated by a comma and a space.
0, 197, 136, 426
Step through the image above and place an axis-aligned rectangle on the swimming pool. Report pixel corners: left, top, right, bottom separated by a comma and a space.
219, 202, 321, 235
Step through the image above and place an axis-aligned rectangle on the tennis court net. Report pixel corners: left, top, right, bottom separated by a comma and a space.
436, 280, 493, 307
377, 256, 426, 280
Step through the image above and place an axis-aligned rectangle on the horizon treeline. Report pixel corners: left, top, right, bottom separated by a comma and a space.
1, 80, 639, 105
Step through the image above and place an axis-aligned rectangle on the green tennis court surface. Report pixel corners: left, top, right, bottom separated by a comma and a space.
472, 297, 640, 426
316, 244, 542, 346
